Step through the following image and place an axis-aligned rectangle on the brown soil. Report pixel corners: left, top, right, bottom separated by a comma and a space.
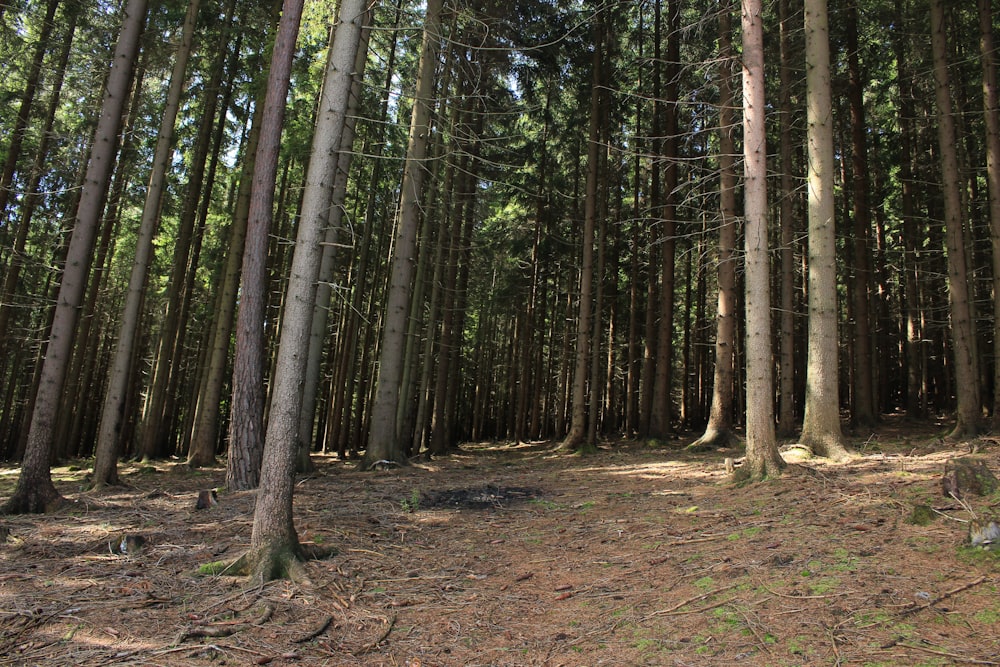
2, 420, 1000, 666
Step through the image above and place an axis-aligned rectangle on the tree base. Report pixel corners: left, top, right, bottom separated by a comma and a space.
359, 456, 410, 472
687, 427, 737, 452
1, 484, 64, 515
222, 540, 337, 584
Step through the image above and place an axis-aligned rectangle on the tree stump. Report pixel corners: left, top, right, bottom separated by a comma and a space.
942, 457, 999, 499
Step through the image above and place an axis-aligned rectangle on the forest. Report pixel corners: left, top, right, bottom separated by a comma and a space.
2, 0, 1000, 581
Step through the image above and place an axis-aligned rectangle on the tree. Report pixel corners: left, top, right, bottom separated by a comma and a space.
845, 0, 876, 428
226, 0, 307, 491
738, 0, 784, 481
2, 0, 149, 513
561, 11, 603, 453
362, 0, 445, 470
798, 0, 850, 461
776, 0, 797, 437
690, 0, 737, 451
226, 0, 366, 581
978, 0, 1000, 432
929, 0, 980, 438
92, 0, 202, 486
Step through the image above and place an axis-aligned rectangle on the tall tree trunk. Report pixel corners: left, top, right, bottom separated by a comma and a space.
296, 16, 371, 469
929, 0, 981, 438
799, 0, 850, 460
846, 0, 876, 427
363, 0, 444, 469
740, 0, 784, 481
978, 0, 1000, 431
92, 0, 201, 485
2, 0, 148, 513
649, 0, 679, 439
691, 0, 737, 450
188, 26, 264, 466
893, 0, 923, 420
561, 14, 603, 452
229, 0, 366, 581
777, 0, 797, 436
226, 0, 305, 491
0, 0, 59, 220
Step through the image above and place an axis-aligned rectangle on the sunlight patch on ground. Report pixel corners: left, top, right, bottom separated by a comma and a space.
576, 460, 720, 482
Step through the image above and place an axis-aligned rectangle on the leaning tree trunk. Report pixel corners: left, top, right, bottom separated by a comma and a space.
228, 0, 365, 581
296, 16, 371, 470
2, 0, 148, 514
739, 0, 784, 481
363, 0, 444, 470
92, 0, 201, 485
799, 0, 850, 461
930, 0, 981, 438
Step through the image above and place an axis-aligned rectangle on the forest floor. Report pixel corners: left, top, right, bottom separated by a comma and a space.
2, 417, 1000, 666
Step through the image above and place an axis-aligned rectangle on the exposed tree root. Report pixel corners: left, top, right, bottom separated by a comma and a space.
221, 540, 337, 585
687, 427, 738, 452
0, 483, 64, 515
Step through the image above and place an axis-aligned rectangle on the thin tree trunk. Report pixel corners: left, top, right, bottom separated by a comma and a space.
92, 0, 201, 485
929, 0, 981, 438
2, 0, 148, 513
978, 0, 1000, 431
649, 0, 679, 440
229, 0, 365, 581
846, 0, 876, 428
226, 0, 306, 491
777, 0, 797, 436
561, 14, 603, 452
363, 0, 444, 469
691, 0, 737, 450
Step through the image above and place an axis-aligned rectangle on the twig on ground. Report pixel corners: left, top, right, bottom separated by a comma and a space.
897, 640, 1000, 665
643, 583, 739, 619
897, 575, 987, 618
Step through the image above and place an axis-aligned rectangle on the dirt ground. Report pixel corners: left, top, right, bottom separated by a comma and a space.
2, 419, 1000, 666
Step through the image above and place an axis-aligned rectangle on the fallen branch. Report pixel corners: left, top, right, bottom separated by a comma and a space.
353, 614, 396, 655
897, 575, 987, 618
897, 640, 1000, 665
643, 583, 739, 619
293, 615, 333, 643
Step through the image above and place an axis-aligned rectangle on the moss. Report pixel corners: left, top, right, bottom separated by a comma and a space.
907, 504, 936, 526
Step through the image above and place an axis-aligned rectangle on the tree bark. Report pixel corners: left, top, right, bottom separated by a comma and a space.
978, 0, 1000, 432
2, 0, 148, 513
929, 0, 981, 438
93, 0, 202, 484
739, 0, 784, 481
799, 0, 850, 461
363, 0, 444, 469
226, 0, 306, 491
691, 0, 737, 451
